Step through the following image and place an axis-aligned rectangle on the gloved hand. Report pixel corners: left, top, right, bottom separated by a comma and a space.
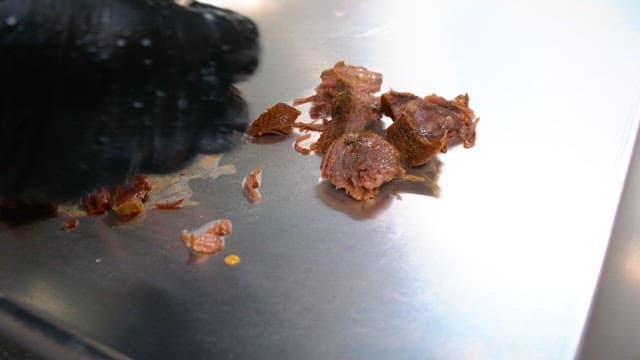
0, 0, 259, 202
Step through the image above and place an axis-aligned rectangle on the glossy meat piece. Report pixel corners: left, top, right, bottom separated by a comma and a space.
321, 133, 405, 200
248, 103, 301, 136
293, 61, 382, 120
311, 90, 381, 154
380, 90, 420, 121
112, 176, 152, 220
385, 93, 478, 167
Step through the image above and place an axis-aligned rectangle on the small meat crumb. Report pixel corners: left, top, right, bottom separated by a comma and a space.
243, 168, 263, 204
224, 254, 241, 266
181, 218, 232, 255
294, 133, 312, 155
62, 218, 79, 231
154, 198, 184, 209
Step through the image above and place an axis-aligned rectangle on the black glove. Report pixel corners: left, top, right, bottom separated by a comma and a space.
0, 0, 259, 202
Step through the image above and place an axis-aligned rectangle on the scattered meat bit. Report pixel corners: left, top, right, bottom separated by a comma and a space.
181, 219, 232, 255
293, 122, 326, 132
154, 198, 184, 210
381, 90, 420, 120
224, 254, 241, 266
248, 103, 301, 136
293, 61, 382, 120
112, 175, 152, 220
212, 218, 233, 236
294, 133, 312, 155
62, 218, 79, 231
243, 168, 263, 204
386, 93, 478, 167
321, 132, 405, 200
82, 188, 112, 215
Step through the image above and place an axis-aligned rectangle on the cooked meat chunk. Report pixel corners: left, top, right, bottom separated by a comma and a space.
380, 90, 420, 120
311, 90, 382, 154
386, 93, 478, 167
424, 94, 478, 149
293, 61, 382, 120
112, 175, 152, 220
82, 188, 112, 215
248, 103, 301, 136
321, 132, 405, 200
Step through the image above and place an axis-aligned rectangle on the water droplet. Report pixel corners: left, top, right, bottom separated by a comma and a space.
220, 44, 230, 51
202, 13, 214, 21
140, 38, 152, 47
132, 101, 144, 109
177, 98, 188, 110
155, 90, 166, 97
5, 16, 18, 27
143, 58, 153, 66
116, 38, 126, 47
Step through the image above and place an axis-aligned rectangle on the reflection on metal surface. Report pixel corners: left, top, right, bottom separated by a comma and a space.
624, 244, 640, 284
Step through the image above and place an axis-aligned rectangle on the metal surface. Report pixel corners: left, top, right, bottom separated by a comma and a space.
578, 114, 640, 357
2, 0, 640, 358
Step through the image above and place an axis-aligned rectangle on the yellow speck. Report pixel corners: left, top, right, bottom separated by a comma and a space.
224, 254, 240, 266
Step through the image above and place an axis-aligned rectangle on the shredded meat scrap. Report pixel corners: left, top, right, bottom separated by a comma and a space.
243, 168, 263, 204
181, 218, 232, 255
248, 102, 301, 136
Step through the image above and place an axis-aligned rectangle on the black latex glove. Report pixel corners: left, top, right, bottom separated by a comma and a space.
0, 0, 259, 202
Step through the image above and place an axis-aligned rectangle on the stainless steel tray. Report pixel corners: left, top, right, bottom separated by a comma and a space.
2, 0, 640, 358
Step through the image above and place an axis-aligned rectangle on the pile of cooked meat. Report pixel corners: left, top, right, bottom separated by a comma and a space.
248, 61, 479, 200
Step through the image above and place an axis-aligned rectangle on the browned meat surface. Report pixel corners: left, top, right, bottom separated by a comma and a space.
293, 61, 382, 120
82, 188, 112, 215
380, 90, 420, 120
111, 175, 152, 220
311, 89, 382, 154
248, 103, 301, 136
321, 132, 405, 200
385, 93, 478, 167
424, 94, 478, 149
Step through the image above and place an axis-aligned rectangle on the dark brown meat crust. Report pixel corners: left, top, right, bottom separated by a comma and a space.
247, 103, 301, 136
321, 132, 405, 200
385, 92, 478, 167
